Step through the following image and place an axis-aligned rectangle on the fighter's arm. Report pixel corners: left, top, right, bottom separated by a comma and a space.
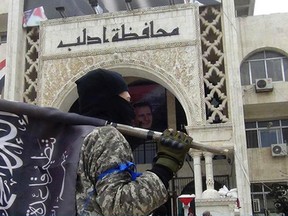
78, 126, 168, 216
96, 171, 167, 216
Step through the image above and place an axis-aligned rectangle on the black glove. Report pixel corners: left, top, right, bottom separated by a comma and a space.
155, 129, 193, 173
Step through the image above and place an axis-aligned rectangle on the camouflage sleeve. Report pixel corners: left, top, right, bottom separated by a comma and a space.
77, 126, 168, 216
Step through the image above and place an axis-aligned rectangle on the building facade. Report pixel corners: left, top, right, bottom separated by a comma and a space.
1, 0, 287, 216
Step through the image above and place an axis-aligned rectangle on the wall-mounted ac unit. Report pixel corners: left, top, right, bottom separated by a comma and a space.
255, 78, 273, 93
271, 143, 287, 157
252, 199, 260, 212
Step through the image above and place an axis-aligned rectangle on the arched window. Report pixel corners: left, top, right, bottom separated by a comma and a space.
240, 50, 288, 85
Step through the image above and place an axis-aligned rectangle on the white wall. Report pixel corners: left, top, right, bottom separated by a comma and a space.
238, 13, 288, 118
0, 0, 9, 14
237, 13, 288, 185
237, 13, 288, 59
0, 0, 9, 32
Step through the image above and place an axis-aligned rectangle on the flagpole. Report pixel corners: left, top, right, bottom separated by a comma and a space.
114, 123, 229, 154
0, 99, 229, 154
0, 99, 108, 126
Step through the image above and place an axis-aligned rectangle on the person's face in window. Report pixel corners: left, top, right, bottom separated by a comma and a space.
133, 106, 153, 129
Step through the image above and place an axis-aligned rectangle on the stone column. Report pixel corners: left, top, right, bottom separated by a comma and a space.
4, 0, 26, 101
190, 151, 203, 198
202, 152, 219, 198
222, 0, 252, 214
204, 152, 214, 190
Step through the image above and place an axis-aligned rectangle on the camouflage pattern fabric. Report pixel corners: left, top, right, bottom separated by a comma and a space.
76, 125, 168, 216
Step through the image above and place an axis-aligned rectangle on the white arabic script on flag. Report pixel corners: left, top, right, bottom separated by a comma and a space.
0, 99, 98, 215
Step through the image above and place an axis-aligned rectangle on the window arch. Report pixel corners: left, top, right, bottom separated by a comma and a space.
240, 50, 288, 85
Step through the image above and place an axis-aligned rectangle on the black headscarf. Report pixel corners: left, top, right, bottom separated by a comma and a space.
76, 68, 135, 125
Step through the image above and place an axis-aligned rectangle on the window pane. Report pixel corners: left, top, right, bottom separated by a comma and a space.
260, 129, 280, 147
245, 121, 256, 129
282, 119, 288, 126
251, 183, 263, 192
283, 58, 288, 81
133, 143, 145, 164
240, 62, 250, 85
258, 120, 279, 128
282, 128, 288, 143
144, 141, 157, 163
133, 141, 156, 164
251, 60, 266, 82
249, 52, 264, 60
265, 193, 277, 213
265, 51, 283, 58
266, 59, 283, 81
0, 35, 7, 43
246, 130, 258, 148
263, 183, 273, 192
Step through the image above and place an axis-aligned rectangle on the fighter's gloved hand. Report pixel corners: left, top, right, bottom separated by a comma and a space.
155, 129, 193, 173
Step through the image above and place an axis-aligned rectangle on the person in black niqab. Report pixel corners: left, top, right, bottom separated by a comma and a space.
75, 68, 135, 125
74, 68, 193, 216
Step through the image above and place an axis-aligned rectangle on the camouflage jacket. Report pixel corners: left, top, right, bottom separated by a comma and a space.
76, 125, 168, 216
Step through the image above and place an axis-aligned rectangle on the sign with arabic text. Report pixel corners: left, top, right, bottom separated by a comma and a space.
57, 21, 179, 48
41, 5, 198, 56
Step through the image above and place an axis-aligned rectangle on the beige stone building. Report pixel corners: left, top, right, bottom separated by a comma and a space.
0, 0, 287, 216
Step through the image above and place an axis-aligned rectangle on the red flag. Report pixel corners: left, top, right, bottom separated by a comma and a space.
0, 59, 6, 93
0, 59, 5, 70
23, 6, 48, 28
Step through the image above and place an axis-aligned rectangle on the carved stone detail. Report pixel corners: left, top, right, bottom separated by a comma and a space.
206, 177, 215, 189
23, 27, 39, 104
25, 5, 226, 128
39, 45, 202, 124
199, 6, 229, 123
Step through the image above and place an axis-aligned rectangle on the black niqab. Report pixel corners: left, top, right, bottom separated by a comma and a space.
76, 68, 135, 125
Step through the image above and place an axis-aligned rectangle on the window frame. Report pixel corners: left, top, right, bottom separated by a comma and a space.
245, 119, 288, 148
240, 50, 288, 85
0, 32, 7, 44
251, 182, 288, 215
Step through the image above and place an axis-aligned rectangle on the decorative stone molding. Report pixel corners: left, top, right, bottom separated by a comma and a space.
196, 198, 238, 216
25, 4, 230, 129
206, 178, 215, 189
185, 123, 233, 149
199, 6, 229, 124
39, 46, 202, 125
23, 27, 39, 104
41, 4, 198, 28
189, 151, 203, 158
36, 4, 206, 127
28, 4, 230, 130
40, 41, 198, 61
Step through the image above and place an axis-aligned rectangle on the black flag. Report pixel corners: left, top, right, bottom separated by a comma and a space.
0, 99, 100, 216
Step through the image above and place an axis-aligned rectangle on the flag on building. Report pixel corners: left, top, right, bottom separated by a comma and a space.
23, 6, 48, 28
0, 59, 6, 94
0, 99, 107, 215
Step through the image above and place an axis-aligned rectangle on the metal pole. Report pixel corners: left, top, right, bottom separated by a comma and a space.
0, 99, 230, 154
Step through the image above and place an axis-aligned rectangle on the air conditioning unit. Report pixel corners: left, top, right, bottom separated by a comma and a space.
252, 199, 260, 212
255, 78, 273, 93
271, 143, 287, 157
